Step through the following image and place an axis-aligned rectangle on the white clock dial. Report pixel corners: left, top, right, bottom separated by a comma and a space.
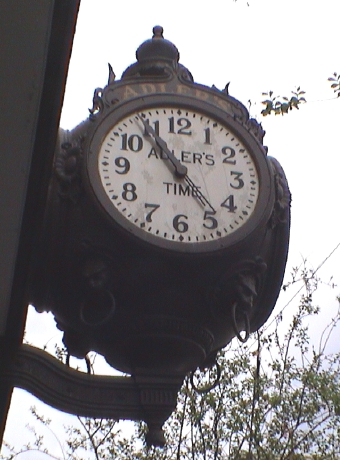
97, 107, 259, 247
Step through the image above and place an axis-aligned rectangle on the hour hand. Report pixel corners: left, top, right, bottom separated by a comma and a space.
137, 114, 187, 178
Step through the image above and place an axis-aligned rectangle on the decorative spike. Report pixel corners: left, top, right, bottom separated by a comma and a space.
108, 63, 115, 84
223, 82, 230, 95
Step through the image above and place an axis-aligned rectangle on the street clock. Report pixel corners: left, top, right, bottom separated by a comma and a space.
27, 26, 291, 446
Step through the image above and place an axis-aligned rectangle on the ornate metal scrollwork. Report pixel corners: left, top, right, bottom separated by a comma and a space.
269, 157, 291, 228
210, 257, 267, 343
247, 117, 266, 144
55, 140, 83, 202
89, 87, 104, 118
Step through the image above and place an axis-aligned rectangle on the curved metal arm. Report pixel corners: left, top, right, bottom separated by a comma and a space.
1, 344, 183, 447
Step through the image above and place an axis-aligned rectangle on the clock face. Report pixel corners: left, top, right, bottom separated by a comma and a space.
93, 106, 261, 252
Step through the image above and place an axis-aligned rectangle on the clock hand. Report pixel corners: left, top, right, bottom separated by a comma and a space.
184, 175, 216, 212
137, 114, 215, 212
137, 114, 187, 178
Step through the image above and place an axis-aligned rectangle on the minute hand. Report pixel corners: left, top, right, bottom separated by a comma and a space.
184, 175, 216, 212
137, 114, 187, 178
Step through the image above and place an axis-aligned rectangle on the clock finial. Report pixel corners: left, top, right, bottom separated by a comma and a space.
152, 25, 164, 38
121, 26, 194, 81
135, 25, 179, 63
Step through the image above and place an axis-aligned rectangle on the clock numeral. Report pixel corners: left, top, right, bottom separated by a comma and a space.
121, 133, 143, 152
143, 119, 160, 137
222, 146, 236, 165
221, 195, 237, 213
204, 127, 212, 145
114, 157, 130, 174
230, 171, 244, 189
203, 210, 218, 229
168, 117, 192, 135
145, 203, 160, 222
173, 214, 189, 233
122, 183, 137, 201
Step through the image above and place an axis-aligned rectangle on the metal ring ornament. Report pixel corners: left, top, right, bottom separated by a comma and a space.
190, 361, 221, 394
231, 302, 250, 343
66, 353, 92, 375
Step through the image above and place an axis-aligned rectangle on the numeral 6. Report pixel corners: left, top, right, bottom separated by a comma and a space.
173, 214, 189, 233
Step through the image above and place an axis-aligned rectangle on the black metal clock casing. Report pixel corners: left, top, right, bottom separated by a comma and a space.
30, 27, 290, 380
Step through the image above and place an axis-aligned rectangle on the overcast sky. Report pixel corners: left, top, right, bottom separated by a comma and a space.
3, 0, 340, 455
